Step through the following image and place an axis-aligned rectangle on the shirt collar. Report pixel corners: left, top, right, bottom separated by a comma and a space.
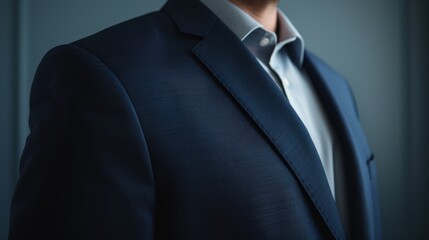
200, 0, 305, 66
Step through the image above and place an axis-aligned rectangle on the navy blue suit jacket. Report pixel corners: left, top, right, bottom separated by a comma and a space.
9, 0, 382, 239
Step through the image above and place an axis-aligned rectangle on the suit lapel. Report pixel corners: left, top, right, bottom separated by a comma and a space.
304, 52, 375, 239
162, 1, 346, 239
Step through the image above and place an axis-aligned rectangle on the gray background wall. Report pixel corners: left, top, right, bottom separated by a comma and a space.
1, 0, 428, 239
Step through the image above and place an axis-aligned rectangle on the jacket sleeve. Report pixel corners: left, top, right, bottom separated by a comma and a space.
9, 44, 156, 240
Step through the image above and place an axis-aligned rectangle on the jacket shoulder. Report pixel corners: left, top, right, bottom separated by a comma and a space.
72, 10, 175, 54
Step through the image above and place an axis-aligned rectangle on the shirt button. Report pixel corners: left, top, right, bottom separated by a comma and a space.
259, 37, 271, 47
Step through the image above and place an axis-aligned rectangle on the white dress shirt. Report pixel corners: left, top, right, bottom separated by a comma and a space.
200, 0, 342, 198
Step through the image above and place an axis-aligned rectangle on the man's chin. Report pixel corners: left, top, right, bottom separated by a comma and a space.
231, 0, 279, 6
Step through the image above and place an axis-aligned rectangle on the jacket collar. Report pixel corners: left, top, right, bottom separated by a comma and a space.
161, 0, 218, 37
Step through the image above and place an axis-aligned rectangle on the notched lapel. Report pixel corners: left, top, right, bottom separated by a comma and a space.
192, 20, 346, 240
163, 1, 346, 239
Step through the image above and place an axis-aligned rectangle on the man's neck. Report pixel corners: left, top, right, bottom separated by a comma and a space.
229, 0, 278, 32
